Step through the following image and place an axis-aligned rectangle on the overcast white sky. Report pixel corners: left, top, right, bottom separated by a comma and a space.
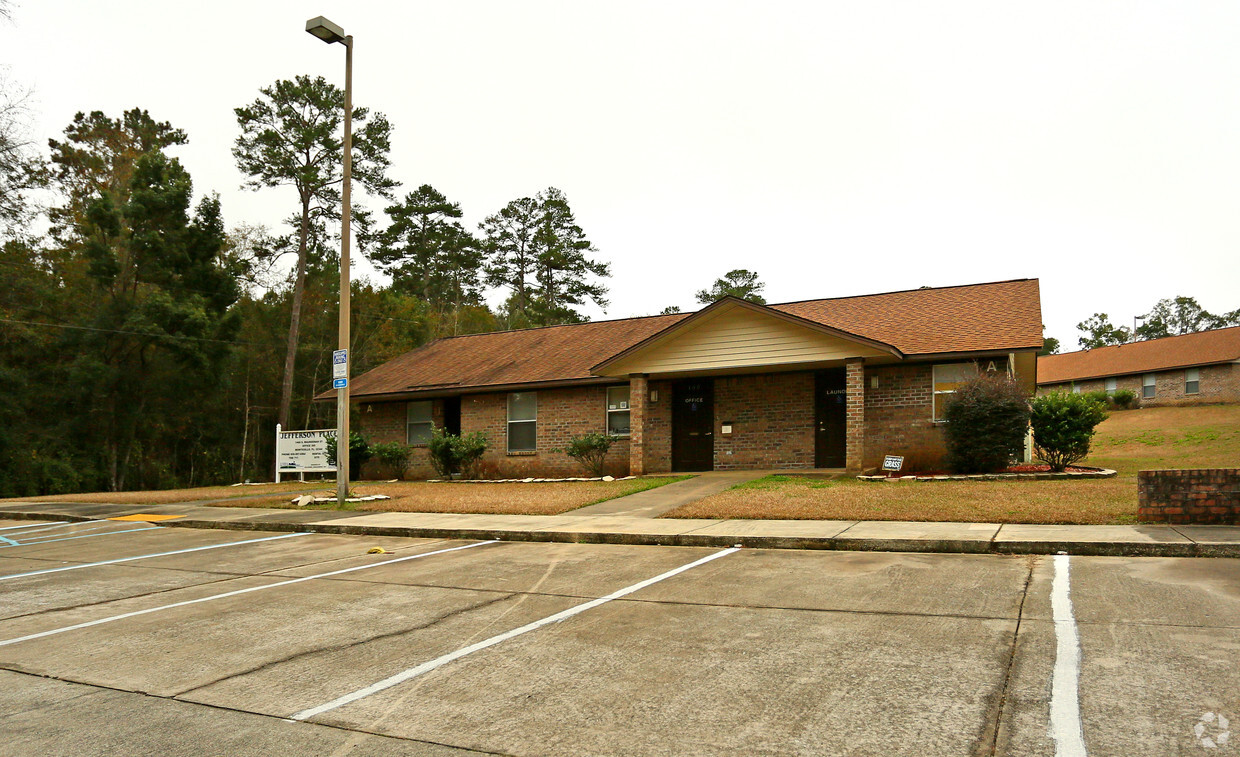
5, 1, 1239, 349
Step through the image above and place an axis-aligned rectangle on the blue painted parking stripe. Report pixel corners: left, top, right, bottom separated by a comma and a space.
0, 526, 162, 550
0, 536, 17, 546
0, 540, 496, 649
0, 521, 69, 531
0, 532, 311, 581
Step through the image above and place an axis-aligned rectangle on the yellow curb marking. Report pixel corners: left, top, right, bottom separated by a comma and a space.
108, 514, 185, 522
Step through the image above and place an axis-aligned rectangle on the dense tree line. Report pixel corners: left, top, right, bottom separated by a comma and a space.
0, 67, 614, 495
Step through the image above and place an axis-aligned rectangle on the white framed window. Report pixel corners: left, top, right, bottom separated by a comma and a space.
1071, 382, 1081, 394
1142, 373, 1156, 399
1185, 368, 1200, 395
933, 363, 976, 422
406, 401, 433, 445
507, 392, 537, 452
1105, 377, 1117, 395
606, 386, 631, 436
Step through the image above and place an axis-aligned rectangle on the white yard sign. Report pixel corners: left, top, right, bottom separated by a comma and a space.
275, 425, 337, 482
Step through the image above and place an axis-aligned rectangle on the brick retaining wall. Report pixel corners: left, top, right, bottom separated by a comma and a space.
1137, 468, 1240, 524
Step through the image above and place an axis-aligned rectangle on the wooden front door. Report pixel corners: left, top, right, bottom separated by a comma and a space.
672, 379, 714, 472
815, 369, 847, 468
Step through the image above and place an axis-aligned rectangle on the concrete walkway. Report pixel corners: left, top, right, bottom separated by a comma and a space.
569, 470, 771, 517
1, 499, 1237, 557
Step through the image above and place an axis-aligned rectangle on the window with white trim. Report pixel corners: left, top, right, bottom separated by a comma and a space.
1072, 382, 1081, 394
1105, 377, 1117, 395
507, 392, 537, 452
606, 386, 631, 436
1142, 373, 1156, 399
1185, 368, 1200, 395
932, 363, 977, 422
406, 401, 433, 445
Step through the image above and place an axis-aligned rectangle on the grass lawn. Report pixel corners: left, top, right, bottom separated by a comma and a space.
204, 476, 691, 516
663, 404, 1240, 525
3, 481, 327, 505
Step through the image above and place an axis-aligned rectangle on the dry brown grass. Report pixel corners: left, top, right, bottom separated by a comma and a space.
3, 482, 325, 504
210, 477, 688, 516
665, 404, 1240, 524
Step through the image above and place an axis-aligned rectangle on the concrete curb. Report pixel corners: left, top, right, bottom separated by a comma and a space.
2, 508, 1236, 558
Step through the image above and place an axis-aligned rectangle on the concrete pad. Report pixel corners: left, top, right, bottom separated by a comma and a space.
682, 518, 857, 539
0, 523, 174, 559
308, 511, 581, 532
0, 671, 474, 756
269, 541, 729, 600
0, 575, 553, 700
536, 515, 722, 535
0, 562, 242, 621
635, 549, 1035, 618
306, 601, 1017, 757
1022, 555, 1240, 627
833, 520, 1001, 553
995, 524, 1197, 557
1175, 524, 1240, 544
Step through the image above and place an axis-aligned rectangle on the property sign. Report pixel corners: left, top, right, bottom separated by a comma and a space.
882, 455, 904, 472
332, 349, 348, 389
274, 425, 336, 482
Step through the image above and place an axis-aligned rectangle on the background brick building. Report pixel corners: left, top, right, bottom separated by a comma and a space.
1038, 326, 1240, 406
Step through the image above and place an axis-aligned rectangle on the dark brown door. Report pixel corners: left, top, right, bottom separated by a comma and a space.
815, 369, 847, 468
672, 379, 714, 472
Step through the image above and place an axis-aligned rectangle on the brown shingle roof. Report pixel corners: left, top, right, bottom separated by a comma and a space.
344, 278, 1043, 399
1037, 326, 1240, 385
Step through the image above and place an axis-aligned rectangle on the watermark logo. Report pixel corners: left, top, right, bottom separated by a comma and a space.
1194, 712, 1231, 749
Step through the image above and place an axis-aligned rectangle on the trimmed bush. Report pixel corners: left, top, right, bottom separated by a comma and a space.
1111, 389, 1137, 410
1082, 390, 1110, 407
370, 441, 412, 480
1030, 392, 1109, 471
325, 432, 372, 480
554, 432, 618, 477
426, 429, 489, 479
943, 374, 1031, 474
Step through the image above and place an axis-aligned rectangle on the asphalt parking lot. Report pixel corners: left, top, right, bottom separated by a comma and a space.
0, 517, 1236, 756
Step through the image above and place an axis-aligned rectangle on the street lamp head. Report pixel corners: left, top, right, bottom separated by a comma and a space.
306, 16, 346, 44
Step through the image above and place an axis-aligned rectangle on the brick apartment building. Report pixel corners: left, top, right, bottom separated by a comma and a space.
1037, 326, 1240, 406
341, 279, 1044, 478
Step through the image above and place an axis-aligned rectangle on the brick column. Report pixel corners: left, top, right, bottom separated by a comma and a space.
628, 375, 649, 476
845, 358, 865, 473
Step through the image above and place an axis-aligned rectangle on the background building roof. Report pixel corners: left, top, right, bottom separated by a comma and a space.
1037, 326, 1240, 384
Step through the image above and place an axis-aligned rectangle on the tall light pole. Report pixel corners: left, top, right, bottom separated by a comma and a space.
306, 15, 353, 506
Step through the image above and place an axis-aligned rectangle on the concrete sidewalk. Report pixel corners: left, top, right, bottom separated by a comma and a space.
1, 499, 1237, 557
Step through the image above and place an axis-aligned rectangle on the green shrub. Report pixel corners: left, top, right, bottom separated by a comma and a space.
426, 429, 489, 479
1111, 389, 1137, 410
554, 432, 618, 477
1082, 390, 1110, 407
325, 432, 372, 480
370, 441, 412, 479
1030, 392, 1109, 471
943, 374, 1031, 474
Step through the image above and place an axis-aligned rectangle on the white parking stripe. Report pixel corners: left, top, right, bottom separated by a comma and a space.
0, 521, 69, 531
0, 521, 83, 537
11, 522, 138, 543
1050, 554, 1088, 756
0, 526, 162, 550
0, 540, 495, 649
290, 546, 742, 722
0, 531, 311, 581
